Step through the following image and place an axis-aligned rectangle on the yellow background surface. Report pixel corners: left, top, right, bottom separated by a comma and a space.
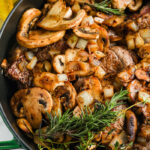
0, 0, 18, 28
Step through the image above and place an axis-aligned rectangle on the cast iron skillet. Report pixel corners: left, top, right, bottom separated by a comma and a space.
0, 0, 44, 149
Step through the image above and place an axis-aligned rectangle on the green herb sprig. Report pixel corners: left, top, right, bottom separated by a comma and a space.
86, 0, 123, 15
35, 89, 128, 149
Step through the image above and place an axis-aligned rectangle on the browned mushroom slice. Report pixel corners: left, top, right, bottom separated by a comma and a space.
138, 88, 150, 103
138, 43, 150, 58
16, 8, 65, 49
117, 66, 136, 83
17, 118, 33, 133
126, 110, 137, 142
23, 87, 53, 129
73, 27, 99, 39
65, 61, 91, 76
65, 49, 89, 62
38, 1, 86, 31
53, 55, 65, 73
128, 0, 143, 11
52, 81, 77, 110
135, 69, 150, 82
127, 79, 142, 103
34, 72, 58, 92
10, 89, 26, 118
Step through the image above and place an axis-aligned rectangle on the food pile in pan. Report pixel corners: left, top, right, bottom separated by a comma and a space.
1, 0, 150, 149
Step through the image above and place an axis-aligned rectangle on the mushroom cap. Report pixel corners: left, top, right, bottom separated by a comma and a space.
10, 89, 26, 118
73, 27, 99, 39
16, 8, 65, 48
38, 1, 86, 31
34, 72, 59, 92
53, 55, 66, 74
52, 81, 77, 110
65, 61, 91, 76
23, 87, 53, 129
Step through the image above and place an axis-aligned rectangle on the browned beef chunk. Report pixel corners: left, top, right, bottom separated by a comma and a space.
101, 50, 123, 74
50, 39, 68, 51
36, 39, 68, 61
133, 4, 150, 29
7, 56, 30, 86
111, 46, 135, 67
36, 47, 51, 61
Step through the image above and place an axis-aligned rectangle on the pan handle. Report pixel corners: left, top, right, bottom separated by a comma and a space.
0, 140, 20, 149
0, 112, 21, 149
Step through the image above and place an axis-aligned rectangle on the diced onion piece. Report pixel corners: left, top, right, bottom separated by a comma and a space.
57, 74, 68, 81
109, 131, 128, 149
103, 85, 114, 98
77, 90, 93, 108
63, 7, 72, 19
95, 66, 106, 79
94, 51, 105, 59
76, 38, 88, 49
135, 33, 144, 48
126, 21, 139, 32
1, 59, 8, 69
139, 29, 150, 43
94, 17, 104, 24
138, 90, 150, 103
67, 34, 78, 48
26, 56, 38, 70
126, 34, 135, 50
88, 40, 99, 53
25, 51, 34, 61
81, 16, 94, 26
44, 61, 51, 72
48, 49, 61, 58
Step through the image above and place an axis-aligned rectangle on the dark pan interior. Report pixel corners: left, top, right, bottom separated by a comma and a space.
0, 0, 44, 149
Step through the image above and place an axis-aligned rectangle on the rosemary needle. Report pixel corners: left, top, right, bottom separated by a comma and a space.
35, 89, 128, 149
86, 0, 123, 15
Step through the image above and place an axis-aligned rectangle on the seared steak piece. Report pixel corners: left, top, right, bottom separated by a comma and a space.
7, 56, 30, 86
101, 46, 134, 74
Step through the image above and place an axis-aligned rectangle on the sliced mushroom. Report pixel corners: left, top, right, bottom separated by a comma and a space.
138, 88, 150, 103
127, 79, 142, 103
65, 49, 89, 62
52, 81, 77, 110
23, 87, 53, 129
135, 69, 150, 82
65, 61, 91, 77
126, 110, 137, 142
38, 0, 86, 31
17, 118, 33, 133
117, 66, 136, 83
10, 89, 26, 118
17, 8, 65, 48
128, 0, 143, 11
53, 55, 65, 74
138, 43, 150, 58
34, 72, 58, 92
73, 27, 99, 39
51, 97, 62, 116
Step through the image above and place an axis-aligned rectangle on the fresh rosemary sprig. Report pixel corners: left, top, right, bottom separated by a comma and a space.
86, 0, 123, 15
35, 89, 128, 149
